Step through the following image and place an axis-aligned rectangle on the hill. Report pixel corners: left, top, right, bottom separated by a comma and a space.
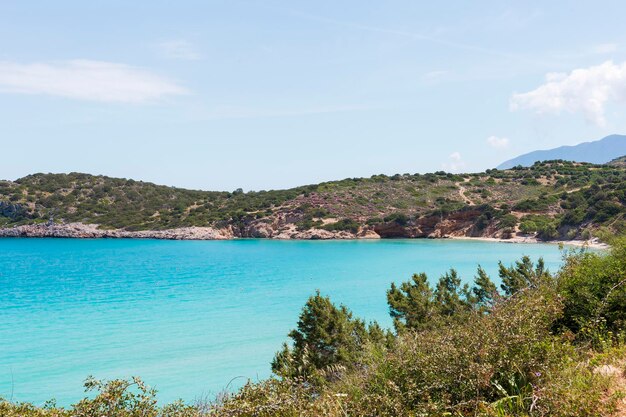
609, 155, 626, 167
1, 160, 625, 241
497, 134, 626, 169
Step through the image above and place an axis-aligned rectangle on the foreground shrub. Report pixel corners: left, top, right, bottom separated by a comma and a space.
0, 376, 197, 417
557, 238, 626, 341
342, 287, 565, 415
531, 352, 619, 417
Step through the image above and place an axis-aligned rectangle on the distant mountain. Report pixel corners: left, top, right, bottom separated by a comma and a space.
497, 135, 626, 169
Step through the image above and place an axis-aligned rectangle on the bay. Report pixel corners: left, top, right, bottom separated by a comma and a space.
0, 238, 567, 405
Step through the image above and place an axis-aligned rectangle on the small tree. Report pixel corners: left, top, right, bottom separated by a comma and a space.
387, 273, 437, 332
499, 256, 550, 296
434, 269, 472, 317
387, 268, 498, 333
472, 265, 499, 310
272, 291, 388, 380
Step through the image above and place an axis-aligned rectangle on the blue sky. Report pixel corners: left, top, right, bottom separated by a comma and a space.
1, 1, 626, 190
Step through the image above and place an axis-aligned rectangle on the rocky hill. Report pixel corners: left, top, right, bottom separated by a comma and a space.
1, 160, 625, 241
609, 155, 626, 168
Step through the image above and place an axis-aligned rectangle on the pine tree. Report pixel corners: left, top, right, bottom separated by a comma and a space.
387, 272, 436, 332
272, 291, 388, 380
434, 269, 472, 317
472, 265, 498, 310
499, 256, 550, 296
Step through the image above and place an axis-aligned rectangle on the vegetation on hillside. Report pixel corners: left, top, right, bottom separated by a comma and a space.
3, 238, 626, 416
0, 160, 625, 240
609, 155, 626, 168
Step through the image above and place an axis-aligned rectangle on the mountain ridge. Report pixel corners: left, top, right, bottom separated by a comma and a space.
497, 134, 626, 169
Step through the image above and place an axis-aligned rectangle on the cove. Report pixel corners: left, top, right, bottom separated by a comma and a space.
0, 238, 567, 405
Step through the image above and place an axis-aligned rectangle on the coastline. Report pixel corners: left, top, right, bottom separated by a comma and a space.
0, 222, 609, 249
447, 235, 609, 250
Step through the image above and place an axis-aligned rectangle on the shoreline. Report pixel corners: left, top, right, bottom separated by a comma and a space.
447, 235, 609, 250
0, 222, 608, 249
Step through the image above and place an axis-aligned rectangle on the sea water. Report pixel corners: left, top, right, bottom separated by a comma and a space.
0, 238, 568, 405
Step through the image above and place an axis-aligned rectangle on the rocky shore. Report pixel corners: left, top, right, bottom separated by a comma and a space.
0, 222, 608, 250
0, 220, 606, 249
0, 222, 375, 240
0, 222, 378, 240
0, 223, 235, 240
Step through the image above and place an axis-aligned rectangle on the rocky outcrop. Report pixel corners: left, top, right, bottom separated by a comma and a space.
0, 207, 511, 241
372, 208, 489, 239
414, 209, 484, 237
0, 223, 234, 240
373, 222, 415, 238
272, 225, 357, 240
0, 202, 28, 220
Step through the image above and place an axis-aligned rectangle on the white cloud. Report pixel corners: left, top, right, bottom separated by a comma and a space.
442, 151, 466, 172
157, 40, 201, 61
0, 60, 188, 103
510, 60, 626, 126
486, 135, 510, 149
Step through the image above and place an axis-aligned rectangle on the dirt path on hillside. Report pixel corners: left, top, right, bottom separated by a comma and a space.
456, 178, 474, 205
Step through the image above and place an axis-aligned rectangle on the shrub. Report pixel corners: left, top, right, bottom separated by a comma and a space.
498, 213, 518, 229
365, 217, 382, 226
383, 213, 409, 226
557, 239, 626, 339
338, 286, 566, 416
0, 376, 197, 417
321, 218, 360, 233
519, 215, 560, 240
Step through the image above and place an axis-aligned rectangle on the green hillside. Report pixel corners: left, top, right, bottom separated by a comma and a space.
1, 160, 625, 240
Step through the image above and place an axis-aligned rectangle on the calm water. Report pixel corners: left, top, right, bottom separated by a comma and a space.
0, 238, 567, 405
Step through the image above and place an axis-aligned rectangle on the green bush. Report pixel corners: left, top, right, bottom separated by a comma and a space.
498, 213, 518, 229
356, 288, 565, 416
557, 239, 626, 339
519, 215, 560, 240
320, 218, 360, 233
365, 217, 382, 226
383, 213, 409, 226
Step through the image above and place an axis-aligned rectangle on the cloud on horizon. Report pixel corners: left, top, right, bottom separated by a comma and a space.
510, 60, 626, 126
0, 60, 188, 103
486, 135, 510, 149
442, 151, 465, 172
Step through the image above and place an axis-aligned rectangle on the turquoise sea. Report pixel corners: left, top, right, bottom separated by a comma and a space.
0, 238, 568, 406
